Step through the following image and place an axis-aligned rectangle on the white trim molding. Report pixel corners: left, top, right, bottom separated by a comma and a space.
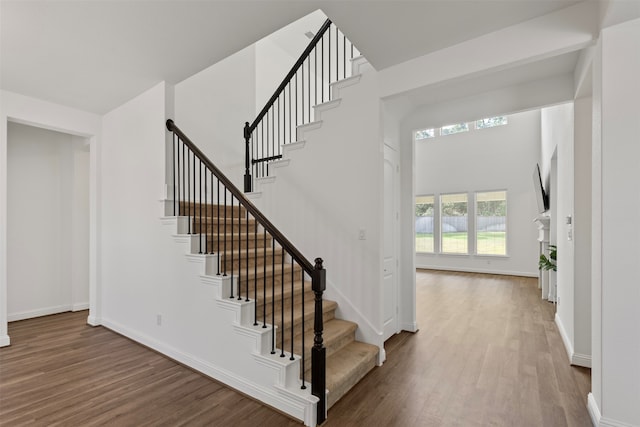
100, 317, 317, 426
8, 305, 74, 322
571, 353, 592, 368
0, 334, 9, 347
588, 393, 601, 427
555, 313, 592, 368
555, 313, 574, 362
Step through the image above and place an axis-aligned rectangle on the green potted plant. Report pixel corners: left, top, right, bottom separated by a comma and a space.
539, 245, 557, 271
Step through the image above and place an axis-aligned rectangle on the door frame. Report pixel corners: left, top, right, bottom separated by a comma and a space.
0, 95, 101, 347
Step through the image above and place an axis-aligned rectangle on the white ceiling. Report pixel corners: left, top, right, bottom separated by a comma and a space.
1, 0, 584, 114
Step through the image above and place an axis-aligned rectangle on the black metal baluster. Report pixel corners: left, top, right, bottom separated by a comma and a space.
271, 237, 276, 354
322, 35, 325, 103
192, 146, 196, 235
335, 25, 338, 83
301, 268, 306, 389
290, 257, 294, 361
173, 134, 177, 216
302, 61, 305, 124
308, 54, 311, 121
177, 135, 181, 216
217, 179, 221, 271
245, 208, 249, 302
230, 194, 234, 298
186, 145, 190, 233
224, 189, 228, 278
253, 214, 258, 326
328, 27, 331, 99
287, 84, 297, 143
204, 166, 208, 254
343, 31, 346, 79
295, 71, 298, 130
263, 230, 267, 328
261, 121, 265, 178
237, 199, 242, 301
280, 249, 285, 358
315, 45, 318, 110
210, 173, 214, 255
199, 160, 202, 254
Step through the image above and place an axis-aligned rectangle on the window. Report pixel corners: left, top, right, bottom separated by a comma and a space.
440, 123, 469, 136
415, 128, 435, 140
476, 116, 508, 129
440, 193, 468, 254
476, 191, 507, 255
415, 195, 435, 252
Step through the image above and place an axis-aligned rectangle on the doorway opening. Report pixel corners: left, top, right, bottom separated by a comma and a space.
7, 122, 90, 323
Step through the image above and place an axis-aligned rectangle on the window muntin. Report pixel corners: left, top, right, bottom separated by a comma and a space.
415, 195, 435, 253
415, 128, 435, 140
440, 193, 468, 254
476, 116, 508, 129
476, 191, 507, 255
440, 123, 469, 136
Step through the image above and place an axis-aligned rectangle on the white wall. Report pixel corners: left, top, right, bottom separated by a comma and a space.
542, 103, 578, 365
0, 90, 101, 347
174, 46, 256, 190
99, 81, 316, 423
573, 96, 592, 362
7, 123, 89, 320
254, 9, 326, 113
595, 17, 640, 426
411, 110, 540, 276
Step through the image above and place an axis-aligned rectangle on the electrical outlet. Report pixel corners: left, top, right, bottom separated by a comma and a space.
156, 314, 162, 326
358, 229, 366, 240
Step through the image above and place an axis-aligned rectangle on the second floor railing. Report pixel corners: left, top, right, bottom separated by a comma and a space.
243, 18, 360, 192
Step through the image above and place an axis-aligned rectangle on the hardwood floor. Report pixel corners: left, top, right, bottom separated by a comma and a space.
0, 311, 300, 427
325, 270, 592, 427
0, 270, 591, 426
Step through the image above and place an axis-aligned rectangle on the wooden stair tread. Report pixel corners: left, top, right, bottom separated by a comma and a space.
269, 299, 337, 336
325, 341, 378, 408
289, 319, 358, 364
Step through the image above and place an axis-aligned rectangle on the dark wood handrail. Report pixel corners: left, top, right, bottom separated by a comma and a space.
248, 18, 332, 132
166, 119, 314, 273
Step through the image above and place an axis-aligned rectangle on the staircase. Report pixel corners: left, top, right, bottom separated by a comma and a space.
162, 18, 378, 426
182, 200, 379, 409
165, 116, 378, 425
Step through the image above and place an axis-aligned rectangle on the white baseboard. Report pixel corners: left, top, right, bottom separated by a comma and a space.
600, 416, 638, 427
572, 353, 592, 368
554, 313, 575, 363
401, 321, 418, 333
100, 317, 316, 426
8, 304, 72, 322
87, 315, 101, 326
415, 264, 538, 278
588, 393, 601, 427
72, 302, 89, 311
554, 314, 592, 368
0, 334, 10, 347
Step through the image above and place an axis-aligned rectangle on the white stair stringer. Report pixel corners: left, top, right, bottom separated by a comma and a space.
253, 58, 370, 192
159, 214, 318, 427
313, 99, 341, 121
330, 74, 362, 98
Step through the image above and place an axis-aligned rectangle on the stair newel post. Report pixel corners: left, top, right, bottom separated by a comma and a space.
243, 122, 252, 193
311, 258, 327, 424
